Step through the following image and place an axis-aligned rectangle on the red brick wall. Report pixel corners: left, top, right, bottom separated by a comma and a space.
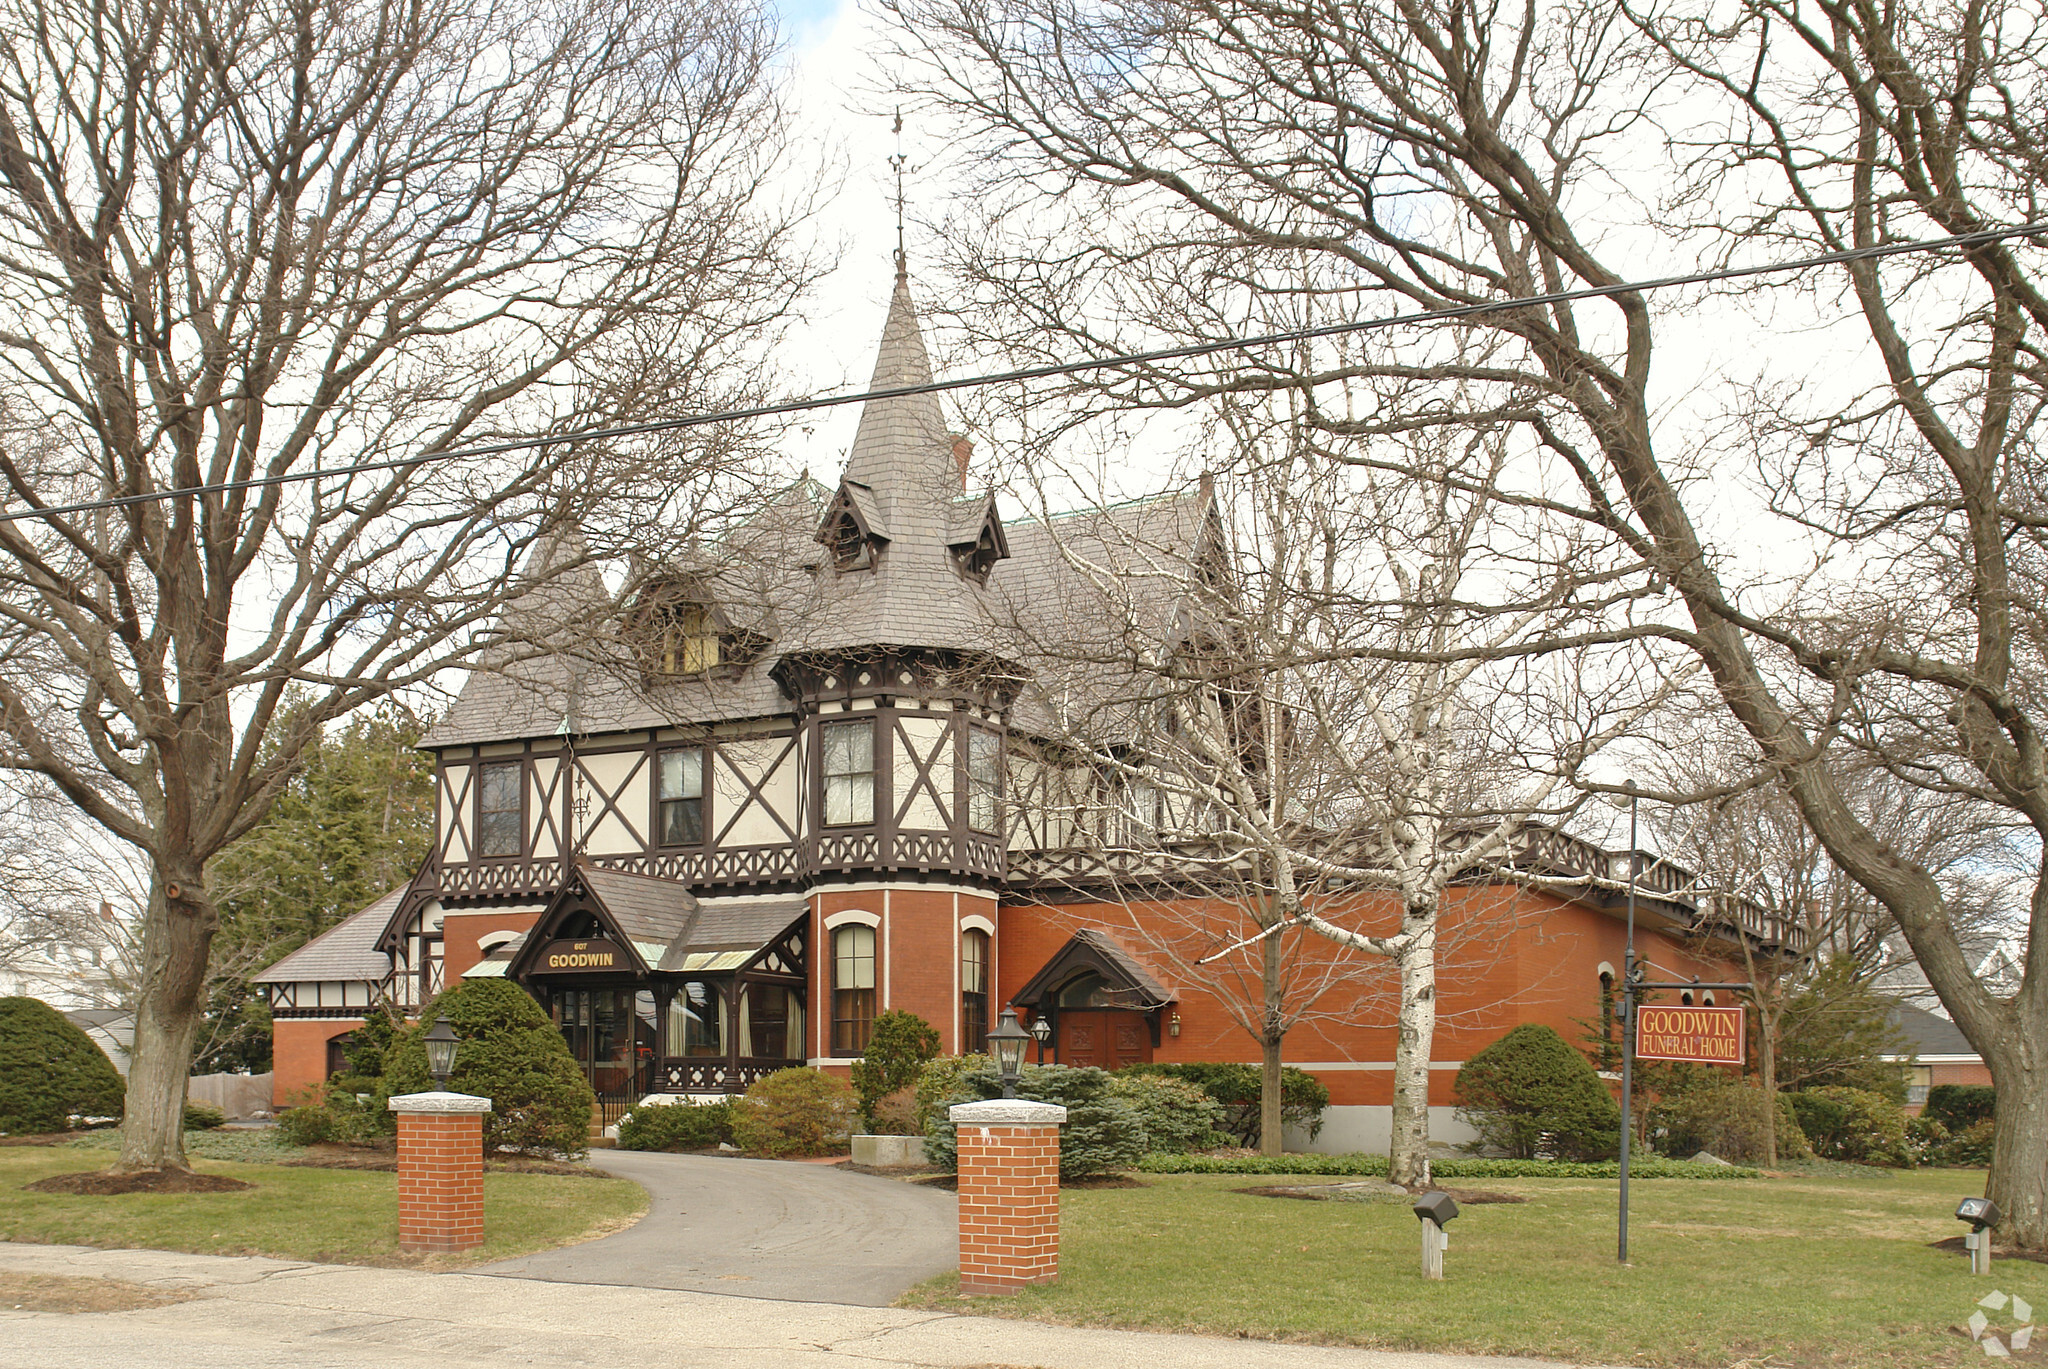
270, 1017, 364, 1111
956, 1120, 1061, 1292
808, 886, 1001, 1058
441, 910, 542, 981
394, 1111, 485, 1253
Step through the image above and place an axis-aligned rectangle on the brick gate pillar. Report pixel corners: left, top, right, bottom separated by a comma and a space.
387, 1091, 492, 1254
949, 1098, 1067, 1294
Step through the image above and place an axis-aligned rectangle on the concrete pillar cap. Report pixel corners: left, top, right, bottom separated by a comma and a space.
949, 1099, 1068, 1125
387, 1090, 493, 1114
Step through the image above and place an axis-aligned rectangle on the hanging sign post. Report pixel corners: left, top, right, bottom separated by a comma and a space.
1634, 1005, 1746, 1065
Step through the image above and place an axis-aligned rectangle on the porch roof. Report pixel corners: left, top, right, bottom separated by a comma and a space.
1010, 928, 1174, 1010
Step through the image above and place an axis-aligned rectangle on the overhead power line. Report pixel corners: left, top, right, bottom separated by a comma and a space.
4, 220, 2045, 529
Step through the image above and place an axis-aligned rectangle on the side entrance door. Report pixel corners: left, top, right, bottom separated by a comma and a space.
1057, 1010, 1151, 1069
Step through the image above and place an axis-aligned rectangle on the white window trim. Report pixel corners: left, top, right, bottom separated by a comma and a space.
959, 913, 996, 936
823, 909, 880, 930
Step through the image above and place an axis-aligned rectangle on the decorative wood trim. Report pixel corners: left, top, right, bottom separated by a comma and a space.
822, 909, 880, 930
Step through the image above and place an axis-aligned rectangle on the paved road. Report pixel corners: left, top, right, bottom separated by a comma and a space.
473, 1150, 959, 1306
0, 1243, 1611, 1369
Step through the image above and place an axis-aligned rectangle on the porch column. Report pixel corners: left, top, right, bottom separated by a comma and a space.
388, 1091, 492, 1254
949, 1099, 1066, 1294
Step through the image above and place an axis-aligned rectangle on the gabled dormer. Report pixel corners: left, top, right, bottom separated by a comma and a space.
816, 480, 888, 573
947, 496, 1009, 585
622, 571, 768, 681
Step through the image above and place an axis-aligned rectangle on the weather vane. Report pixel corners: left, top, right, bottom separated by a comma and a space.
890, 107, 908, 278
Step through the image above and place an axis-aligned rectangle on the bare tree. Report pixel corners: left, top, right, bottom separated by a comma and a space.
0, 0, 818, 1173
885, 0, 2048, 1247
1001, 408, 1667, 1181
0, 779, 144, 1004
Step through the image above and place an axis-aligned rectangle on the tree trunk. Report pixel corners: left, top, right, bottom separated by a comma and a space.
1387, 912, 1437, 1188
1260, 925, 1285, 1156
115, 871, 216, 1174
1759, 1002, 1778, 1169
1985, 1027, 2048, 1249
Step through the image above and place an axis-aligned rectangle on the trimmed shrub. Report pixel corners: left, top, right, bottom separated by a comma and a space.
617, 1097, 736, 1152
1925, 1084, 1996, 1133
1792, 1086, 1910, 1166
913, 1054, 992, 1133
385, 979, 595, 1157
850, 1010, 941, 1132
923, 1063, 1147, 1178
1652, 1083, 1809, 1165
275, 1102, 336, 1147
1106, 1071, 1226, 1154
182, 1101, 228, 1131
1118, 1062, 1330, 1148
731, 1068, 856, 1157
1454, 1024, 1621, 1161
0, 996, 125, 1134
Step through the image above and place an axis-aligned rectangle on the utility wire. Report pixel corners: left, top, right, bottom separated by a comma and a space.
4, 219, 2045, 528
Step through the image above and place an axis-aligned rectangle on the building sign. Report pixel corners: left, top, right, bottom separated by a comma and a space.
538, 938, 627, 972
1635, 1005, 1745, 1064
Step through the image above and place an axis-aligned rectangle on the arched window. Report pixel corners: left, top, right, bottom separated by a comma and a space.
961, 928, 991, 1052
832, 924, 876, 1055
1057, 971, 1117, 1008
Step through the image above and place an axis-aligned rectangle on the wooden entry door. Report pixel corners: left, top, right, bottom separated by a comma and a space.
1058, 1010, 1151, 1069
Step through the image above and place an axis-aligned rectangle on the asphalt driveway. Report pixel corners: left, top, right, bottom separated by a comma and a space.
473, 1150, 957, 1306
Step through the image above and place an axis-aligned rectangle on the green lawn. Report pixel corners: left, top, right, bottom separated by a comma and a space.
904, 1168, 2043, 1367
0, 1146, 646, 1269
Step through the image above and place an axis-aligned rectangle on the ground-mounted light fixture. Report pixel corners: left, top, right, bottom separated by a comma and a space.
1958, 1197, 2003, 1275
1414, 1191, 1459, 1280
987, 1008, 1032, 1099
423, 1013, 460, 1086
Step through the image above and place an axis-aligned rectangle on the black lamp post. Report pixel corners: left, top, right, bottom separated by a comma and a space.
1028, 1014, 1052, 1065
987, 1008, 1032, 1099
423, 1014, 460, 1086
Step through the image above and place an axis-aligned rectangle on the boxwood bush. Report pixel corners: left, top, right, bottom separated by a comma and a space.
1791, 1086, 1910, 1166
731, 1067, 855, 1157
617, 1097, 737, 1152
1117, 1062, 1328, 1147
1924, 1084, 1995, 1133
1453, 1024, 1620, 1161
0, 996, 125, 1134
849, 1010, 940, 1132
1651, 1082, 1809, 1164
384, 979, 595, 1157
922, 1063, 1147, 1178
1105, 1071, 1226, 1153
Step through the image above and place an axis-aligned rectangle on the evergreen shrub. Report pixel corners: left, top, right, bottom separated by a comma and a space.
182, 1101, 228, 1131
850, 1010, 940, 1132
617, 1097, 736, 1152
0, 996, 125, 1134
1942, 1119, 1997, 1167
1453, 1024, 1620, 1161
1792, 1086, 1910, 1166
912, 1054, 991, 1132
1652, 1082, 1809, 1164
922, 1063, 1146, 1178
1118, 1062, 1329, 1147
731, 1068, 855, 1157
1924, 1084, 1996, 1133
385, 979, 595, 1157
1105, 1072, 1226, 1153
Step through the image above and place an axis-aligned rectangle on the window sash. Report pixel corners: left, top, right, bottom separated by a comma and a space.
821, 720, 875, 826
668, 981, 724, 1057
967, 728, 1000, 832
961, 928, 988, 994
832, 924, 876, 1054
476, 762, 521, 857
658, 747, 705, 846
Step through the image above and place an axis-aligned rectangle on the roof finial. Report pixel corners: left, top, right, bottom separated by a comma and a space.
890, 107, 908, 281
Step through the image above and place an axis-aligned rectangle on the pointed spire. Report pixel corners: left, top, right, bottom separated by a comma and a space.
842, 270, 955, 514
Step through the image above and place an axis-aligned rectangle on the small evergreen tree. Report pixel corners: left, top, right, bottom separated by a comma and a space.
848, 1009, 940, 1129
1454, 1024, 1621, 1161
384, 979, 594, 1157
0, 997, 126, 1133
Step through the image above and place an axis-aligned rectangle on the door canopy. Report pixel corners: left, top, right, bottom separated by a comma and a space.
1011, 929, 1174, 1012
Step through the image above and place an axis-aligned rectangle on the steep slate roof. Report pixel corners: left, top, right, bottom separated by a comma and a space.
1887, 1002, 1979, 1059
1010, 927, 1175, 1009
421, 273, 1217, 753
254, 887, 404, 984
581, 866, 702, 951
653, 898, 806, 972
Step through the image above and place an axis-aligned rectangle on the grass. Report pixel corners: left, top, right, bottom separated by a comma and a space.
66, 1127, 301, 1165
0, 1145, 646, 1270
1137, 1151, 1764, 1179
901, 1167, 2045, 1367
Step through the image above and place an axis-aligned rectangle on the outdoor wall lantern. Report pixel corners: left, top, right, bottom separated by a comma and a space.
1169, 1012, 1182, 1038
987, 1008, 1032, 1099
1414, 1191, 1459, 1280
423, 1014, 460, 1086
1957, 1197, 2003, 1275
1027, 1013, 1052, 1064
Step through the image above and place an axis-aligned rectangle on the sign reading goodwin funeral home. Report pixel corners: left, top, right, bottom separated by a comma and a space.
537, 939, 628, 972
1634, 1004, 1745, 1065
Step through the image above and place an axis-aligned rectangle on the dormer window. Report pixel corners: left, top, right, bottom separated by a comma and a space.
953, 523, 1002, 584
947, 500, 1010, 585
626, 576, 762, 680
828, 510, 875, 571
657, 601, 722, 674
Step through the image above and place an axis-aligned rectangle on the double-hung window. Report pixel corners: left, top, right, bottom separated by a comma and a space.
966, 727, 1001, 833
832, 924, 876, 1054
960, 927, 990, 1052
658, 746, 706, 846
476, 762, 522, 857
821, 719, 875, 826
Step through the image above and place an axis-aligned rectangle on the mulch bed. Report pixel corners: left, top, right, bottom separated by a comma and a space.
25, 1169, 253, 1195
1928, 1234, 2048, 1266
0, 1132, 94, 1147
274, 1144, 605, 1177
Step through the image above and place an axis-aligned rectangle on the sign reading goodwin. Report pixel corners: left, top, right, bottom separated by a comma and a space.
538, 938, 628, 972
1634, 1004, 1745, 1065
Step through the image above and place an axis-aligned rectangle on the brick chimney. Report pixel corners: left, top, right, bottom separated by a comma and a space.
950, 433, 974, 490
